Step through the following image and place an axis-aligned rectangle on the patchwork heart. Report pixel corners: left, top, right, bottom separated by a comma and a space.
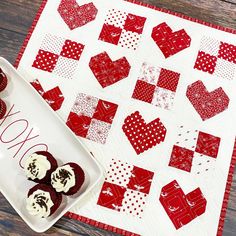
89, 51, 131, 88
186, 80, 229, 121
151, 22, 191, 58
159, 180, 207, 229
122, 111, 166, 155
31, 79, 64, 111
58, 0, 98, 30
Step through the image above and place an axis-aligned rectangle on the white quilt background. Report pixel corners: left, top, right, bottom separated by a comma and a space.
17, 0, 236, 235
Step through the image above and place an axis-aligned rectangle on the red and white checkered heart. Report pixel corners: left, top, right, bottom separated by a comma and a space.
122, 111, 166, 155
152, 22, 191, 58
58, 0, 98, 30
89, 52, 131, 88
186, 80, 229, 121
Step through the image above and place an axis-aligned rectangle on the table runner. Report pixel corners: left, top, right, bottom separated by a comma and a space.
14, 0, 236, 235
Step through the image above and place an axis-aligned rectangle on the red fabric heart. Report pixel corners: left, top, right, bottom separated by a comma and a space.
186, 80, 229, 121
151, 22, 191, 58
122, 111, 166, 155
89, 52, 131, 88
160, 180, 207, 229
31, 79, 64, 111
58, 0, 98, 30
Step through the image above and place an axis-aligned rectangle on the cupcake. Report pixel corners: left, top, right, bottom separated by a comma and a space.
24, 151, 58, 184
0, 99, 6, 119
51, 162, 85, 195
26, 184, 62, 218
0, 68, 8, 92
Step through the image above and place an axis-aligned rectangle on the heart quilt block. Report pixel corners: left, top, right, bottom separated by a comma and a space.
58, 0, 98, 30
186, 80, 229, 121
152, 22, 191, 58
122, 111, 166, 154
89, 52, 131, 88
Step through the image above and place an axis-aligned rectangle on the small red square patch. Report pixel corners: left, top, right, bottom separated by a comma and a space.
42, 86, 64, 111
93, 99, 118, 124
99, 24, 122, 45
218, 42, 236, 64
127, 166, 154, 194
32, 50, 59, 72
123, 14, 146, 34
195, 131, 220, 158
66, 112, 91, 138
97, 182, 126, 211
194, 51, 217, 74
157, 69, 180, 92
132, 80, 155, 103
169, 145, 194, 172
60, 40, 84, 60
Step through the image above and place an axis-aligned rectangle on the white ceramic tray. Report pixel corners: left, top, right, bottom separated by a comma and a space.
0, 57, 103, 232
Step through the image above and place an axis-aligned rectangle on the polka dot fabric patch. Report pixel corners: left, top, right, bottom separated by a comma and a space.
97, 159, 154, 218
60, 40, 84, 60
194, 51, 217, 74
99, 9, 146, 50
122, 111, 167, 155
132, 62, 180, 110
194, 36, 236, 80
32, 34, 85, 79
32, 50, 59, 72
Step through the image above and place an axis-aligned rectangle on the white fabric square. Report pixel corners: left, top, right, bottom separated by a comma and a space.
71, 93, 99, 117
104, 9, 127, 28
118, 30, 141, 50
199, 36, 221, 56
138, 62, 161, 85
191, 152, 217, 176
120, 189, 147, 218
40, 34, 65, 54
214, 58, 236, 80
86, 119, 111, 144
174, 126, 199, 151
105, 159, 133, 188
151, 87, 175, 110
53, 56, 78, 79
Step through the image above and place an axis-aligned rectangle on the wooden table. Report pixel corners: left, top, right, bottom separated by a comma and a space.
0, 0, 236, 235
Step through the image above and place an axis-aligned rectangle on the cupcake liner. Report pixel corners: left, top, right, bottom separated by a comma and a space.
28, 183, 62, 216
27, 151, 58, 184
0, 99, 7, 119
0, 68, 8, 92
63, 162, 85, 196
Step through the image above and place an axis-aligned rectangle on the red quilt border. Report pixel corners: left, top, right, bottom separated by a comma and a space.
14, 0, 236, 235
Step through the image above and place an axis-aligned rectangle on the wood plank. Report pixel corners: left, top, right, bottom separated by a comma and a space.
0, 0, 41, 34
141, 0, 236, 29
0, 29, 25, 64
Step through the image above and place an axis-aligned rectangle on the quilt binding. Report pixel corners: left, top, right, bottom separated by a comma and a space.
13, 0, 236, 235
